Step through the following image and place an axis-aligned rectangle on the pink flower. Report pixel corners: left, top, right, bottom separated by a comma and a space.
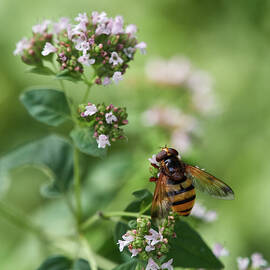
237, 257, 249, 270
136, 41, 147, 54
204, 210, 218, 222
126, 24, 137, 37
117, 233, 134, 252
145, 245, 155, 252
146, 258, 160, 270
92, 11, 108, 25
111, 16, 124, 34
148, 154, 159, 166
123, 47, 135, 58
112, 72, 123, 84
41, 42, 57, 56
83, 104, 97, 116
97, 134, 110, 148
145, 228, 163, 246
95, 22, 111, 35
13, 37, 31, 56
78, 54, 95, 66
251, 253, 267, 268
53, 17, 70, 34
130, 248, 140, 257
109, 52, 123, 66
75, 40, 90, 53
105, 112, 118, 124
213, 243, 229, 258
171, 130, 191, 154
103, 77, 111, 86
161, 259, 173, 270
75, 13, 88, 23
32, 20, 50, 34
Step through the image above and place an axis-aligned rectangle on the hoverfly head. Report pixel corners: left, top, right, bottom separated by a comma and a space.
156, 147, 179, 162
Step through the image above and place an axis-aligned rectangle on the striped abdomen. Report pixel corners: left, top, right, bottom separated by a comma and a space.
166, 177, 196, 216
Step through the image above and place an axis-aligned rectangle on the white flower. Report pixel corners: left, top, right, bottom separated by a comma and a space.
83, 104, 97, 116
103, 77, 111, 86
53, 17, 70, 34
161, 258, 173, 270
75, 13, 88, 23
148, 154, 159, 166
204, 210, 218, 222
146, 258, 160, 270
78, 54, 95, 66
123, 47, 135, 58
117, 233, 134, 252
32, 20, 50, 34
97, 134, 110, 148
109, 52, 123, 66
191, 202, 206, 218
112, 72, 123, 84
213, 243, 229, 258
145, 228, 163, 246
126, 24, 137, 37
75, 40, 90, 53
251, 253, 267, 268
136, 41, 147, 54
111, 16, 124, 35
105, 112, 118, 124
145, 245, 155, 252
92, 11, 108, 24
13, 37, 31, 56
95, 22, 111, 35
171, 130, 191, 154
41, 42, 57, 56
237, 257, 249, 270
130, 248, 140, 257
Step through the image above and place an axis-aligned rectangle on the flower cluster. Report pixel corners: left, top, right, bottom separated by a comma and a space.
237, 253, 270, 270
142, 106, 198, 153
117, 215, 177, 270
78, 102, 128, 148
191, 201, 218, 223
14, 12, 146, 84
145, 56, 217, 115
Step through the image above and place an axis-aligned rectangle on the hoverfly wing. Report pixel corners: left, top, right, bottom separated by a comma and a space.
185, 164, 234, 200
151, 172, 172, 221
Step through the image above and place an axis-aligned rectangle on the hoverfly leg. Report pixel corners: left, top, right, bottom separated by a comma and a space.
151, 163, 159, 169
149, 177, 158, 182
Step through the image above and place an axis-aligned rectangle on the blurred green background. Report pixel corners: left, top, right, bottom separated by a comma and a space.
1, 0, 270, 269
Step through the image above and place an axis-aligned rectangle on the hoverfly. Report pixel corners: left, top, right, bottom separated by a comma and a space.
150, 147, 234, 220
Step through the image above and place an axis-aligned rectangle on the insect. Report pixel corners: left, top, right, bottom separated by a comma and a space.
150, 147, 234, 220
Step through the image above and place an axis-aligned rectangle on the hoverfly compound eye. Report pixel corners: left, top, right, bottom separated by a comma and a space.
167, 148, 178, 157
156, 150, 168, 162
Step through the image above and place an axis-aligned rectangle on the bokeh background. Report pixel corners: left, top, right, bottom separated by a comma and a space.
1, 0, 270, 269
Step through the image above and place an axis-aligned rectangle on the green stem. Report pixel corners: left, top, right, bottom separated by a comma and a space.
139, 202, 152, 215
82, 85, 91, 103
94, 253, 117, 270
74, 147, 82, 225
80, 235, 98, 270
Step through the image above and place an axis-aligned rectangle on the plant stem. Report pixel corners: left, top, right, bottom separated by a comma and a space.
139, 202, 152, 215
80, 235, 98, 270
94, 253, 117, 270
82, 85, 91, 103
74, 147, 82, 225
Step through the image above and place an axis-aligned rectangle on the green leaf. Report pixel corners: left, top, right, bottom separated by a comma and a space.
56, 70, 82, 83
168, 219, 224, 269
125, 189, 153, 214
112, 260, 138, 270
27, 66, 55, 76
70, 127, 107, 158
20, 88, 71, 126
0, 135, 73, 197
37, 255, 91, 270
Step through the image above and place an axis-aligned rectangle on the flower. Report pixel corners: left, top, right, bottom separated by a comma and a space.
53, 17, 70, 34
204, 210, 218, 222
237, 257, 249, 270
136, 41, 147, 54
75, 12, 88, 23
145, 245, 155, 252
118, 232, 134, 252
130, 248, 140, 257
92, 11, 108, 25
123, 47, 135, 58
191, 202, 218, 223
109, 52, 123, 66
161, 259, 173, 270
213, 243, 229, 258
95, 22, 111, 35
111, 16, 124, 34
75, 40, 90, 53
83, 104, 97, 116
126, 24, 137, 37
97, 134, 110, 148
171, 130, 191, 154
148, 154, 159, 167
41, 42, 57, 56
145, 229, 163, 246
103, 77, 111, 86
251, 253, 267, 268
32, 20, 50, 34
105, 112, 118, 124
112, 71, 123, 84
146, 258, 160, 270
78, 54, 95, 66
13, 37, 31, 56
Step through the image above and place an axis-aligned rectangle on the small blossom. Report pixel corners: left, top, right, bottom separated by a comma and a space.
204, 210, 218, 222
118, 232, 134, 252
145, 245, 155, 252
105, 112, 118, 124
78, 54, 95, 66
237, 257, 249, 270
148, 154, 159, 167
75, 12, 88, 23
97, 134, 110, 148
32, 20, 50, 34
83, 104, 97, 116
53, 17, 70, 34
41, 42, 57, 56
95, 22, 111, 35
123, 47, 135, 58
109, 52, 123, 66
112, 71, 123, 84
75, 40, 90, 53
213, 243, 229, 258
146, 258, 160, 270
13, 37, 31, 56
251, 253, 267, 268
126, 24, 137, 36
111, 16, 124, 35
92, 11, 108, 24
130, 248, 140, 257
161, 259, 173, 270
136, 41, 147, 54
145, 229, 163, 246
103, 77, 111, 86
